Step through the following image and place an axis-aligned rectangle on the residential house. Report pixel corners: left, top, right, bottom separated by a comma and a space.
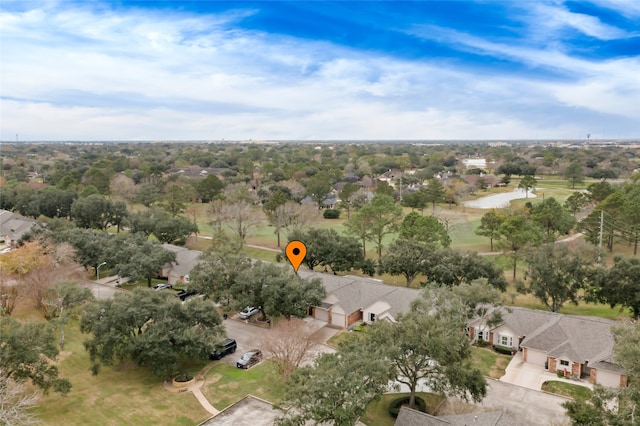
299, 270, 421, 328
160, 244, 202, 285
0, 209, 37, 246
468, 307, 626, 387
300, 195, 337, 209
395, 406, 516, 426
164, 166, 227, 180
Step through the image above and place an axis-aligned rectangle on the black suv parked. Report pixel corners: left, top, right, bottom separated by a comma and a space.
175, 289, 198, 301
210, 338, 237, 360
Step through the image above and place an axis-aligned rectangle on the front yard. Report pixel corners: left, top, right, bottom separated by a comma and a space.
37, 320, 210, 426
470, 346, 512, 379
542, 381, 593, 400
202, 361, 286, 411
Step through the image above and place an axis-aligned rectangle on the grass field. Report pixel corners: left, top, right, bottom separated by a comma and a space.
469, 346, 512, 379
37, 319, 211, 426
541, 381, 592, 400
202, 362, 286, 410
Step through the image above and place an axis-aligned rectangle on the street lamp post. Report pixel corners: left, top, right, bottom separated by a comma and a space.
96, 262, 107, 299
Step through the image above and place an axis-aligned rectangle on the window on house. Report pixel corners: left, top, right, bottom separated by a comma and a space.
477, 331, 484, 340
500, 335, 513, 347
369, 313, 376, 322
560, 360, 570, 367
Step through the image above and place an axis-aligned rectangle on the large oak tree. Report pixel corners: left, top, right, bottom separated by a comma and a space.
80, 288, 224, 378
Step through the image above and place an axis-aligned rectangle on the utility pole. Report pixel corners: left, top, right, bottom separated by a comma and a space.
598, 210, 604, 264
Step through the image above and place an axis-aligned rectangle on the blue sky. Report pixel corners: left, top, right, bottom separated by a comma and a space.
1, 0, 639, 141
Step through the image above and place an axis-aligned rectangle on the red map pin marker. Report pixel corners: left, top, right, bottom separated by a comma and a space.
285, 241, 307, 273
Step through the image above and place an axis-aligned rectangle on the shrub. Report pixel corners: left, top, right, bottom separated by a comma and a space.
323, 209, 340, 219
174, 372, 193, 382
493, 345, 514, 355
388, 396, 426, 418
476, 339, 490, 348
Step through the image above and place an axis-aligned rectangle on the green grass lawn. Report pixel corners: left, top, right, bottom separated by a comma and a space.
202, 361, 286, 411
360, 392, 446, 426
469, 346, 512, 379
37, 320, 211, 426
541, 381, 592, 400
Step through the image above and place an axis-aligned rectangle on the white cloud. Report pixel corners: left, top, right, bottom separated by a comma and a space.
0, 2, 638, 140
587, 0, 640, 18
530, 3, 629, 40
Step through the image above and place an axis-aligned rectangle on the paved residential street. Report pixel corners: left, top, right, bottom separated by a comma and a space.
77, 278, 125, 300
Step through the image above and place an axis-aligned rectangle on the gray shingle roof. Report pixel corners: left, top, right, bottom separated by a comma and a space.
395, 407, 517, 426
0, 210, 37, 243
300, 271, 421, 320
521, 313, 616, 364
482, 306, 619, 367
162, 244, 202, 276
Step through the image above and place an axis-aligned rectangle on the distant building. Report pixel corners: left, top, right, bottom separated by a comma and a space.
0, 210, 37, 246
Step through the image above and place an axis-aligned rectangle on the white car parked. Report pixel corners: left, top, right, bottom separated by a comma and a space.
239, 306, 260, 319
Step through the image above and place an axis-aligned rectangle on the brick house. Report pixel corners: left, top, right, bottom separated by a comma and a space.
468, 306, 627, 388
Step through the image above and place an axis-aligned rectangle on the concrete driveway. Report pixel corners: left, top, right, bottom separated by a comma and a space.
501, 352, 593, 392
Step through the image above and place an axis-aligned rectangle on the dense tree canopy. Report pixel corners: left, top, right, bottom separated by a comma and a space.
189, 248, 252, 306
530, 197, 576, 243
370, 287, 487, 410
525, 244, 594, 312
277, 337, 391, 426
0, 317, 71, 394
233, 262, 325, 320
399, 212, 451, 247
70, 194, 127, 230
381, 239, 440, 287
80, 288, 224, 378
288, 228, 364, 273
592, 255, 640, 319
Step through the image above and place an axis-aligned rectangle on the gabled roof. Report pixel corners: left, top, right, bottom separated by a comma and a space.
299, 270, 421, 319
521, 314, 616, 364
395, 407, 517, 426
478, 306, 619, 366
161, 244, 202, 276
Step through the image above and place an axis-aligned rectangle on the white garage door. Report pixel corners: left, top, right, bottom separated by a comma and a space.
314, 308, 329, 322
525, 348, 547, 367
331, 312, 345, 328
596, 369, 620, 388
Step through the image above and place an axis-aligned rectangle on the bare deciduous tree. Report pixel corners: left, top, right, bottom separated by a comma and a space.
20, 253, 82, 319
0, 276, 18, 316
206, 198, 226, 234
261, 318, 321, 379
267, 201, 310, 247
0, 370, 41, 426
219, 191, 264, 249
109, 174, 138, 205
